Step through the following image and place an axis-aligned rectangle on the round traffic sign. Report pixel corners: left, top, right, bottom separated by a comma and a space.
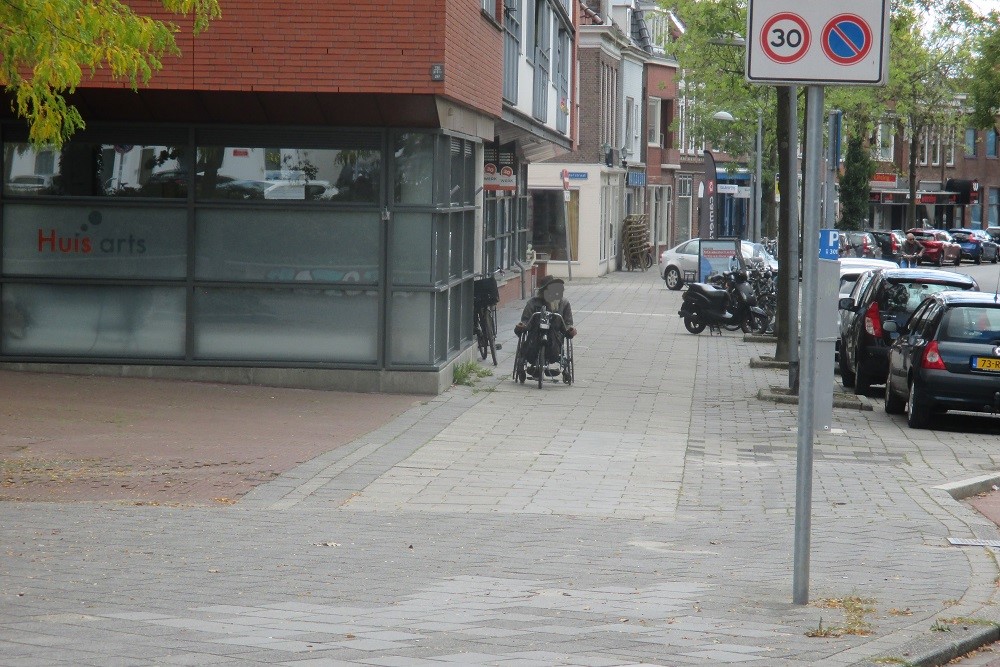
821, 14, 872, 66
759, 12, 811, 64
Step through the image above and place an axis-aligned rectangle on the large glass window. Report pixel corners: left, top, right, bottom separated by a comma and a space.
394, 133, 435, 205
193, 287, 378, 363
988, 129, 998, 158
3, 203, 187, 278
195, 209, 379, 283
196, 146, 380, 203
2, 284, 186, 357
4, 140, 190, 198
530, 189, 578, 261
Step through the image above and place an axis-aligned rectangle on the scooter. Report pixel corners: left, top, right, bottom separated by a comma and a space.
677, 270, 767, 335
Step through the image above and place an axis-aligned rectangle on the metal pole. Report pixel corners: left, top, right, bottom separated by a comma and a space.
754, 111, 763, 243
793, 85, 824, 606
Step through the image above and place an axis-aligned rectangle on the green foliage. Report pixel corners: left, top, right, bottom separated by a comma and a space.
839, 136, 874, 231
969, 11, 1000, 130
0, 0, 221, 148
453, 361, 492, 387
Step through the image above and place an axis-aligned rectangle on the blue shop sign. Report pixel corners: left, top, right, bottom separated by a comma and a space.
568, 171, 588, 180
627, 171, 646, 187
819, 229, 840, 260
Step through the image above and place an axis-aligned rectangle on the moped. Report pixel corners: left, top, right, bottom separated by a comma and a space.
678, 270, 767, 335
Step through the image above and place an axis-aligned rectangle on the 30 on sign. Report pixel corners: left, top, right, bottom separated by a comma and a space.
760, 12, 811, 64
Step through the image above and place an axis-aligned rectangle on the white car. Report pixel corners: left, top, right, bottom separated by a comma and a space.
659, 238, 778, 290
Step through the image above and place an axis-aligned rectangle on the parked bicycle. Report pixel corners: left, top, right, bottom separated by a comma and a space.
473, 269, 503, 366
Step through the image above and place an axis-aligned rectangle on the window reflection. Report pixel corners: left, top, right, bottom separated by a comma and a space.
3, 141, 382, 203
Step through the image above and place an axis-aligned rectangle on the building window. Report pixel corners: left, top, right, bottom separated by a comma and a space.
647, 97, 662, 146
991, 188, 1000, 227
966, 128, 977, 157
601, 63, 617, 150
624, 96, 635, 155
930, 129, 941, 166
875, 122, 894, 162
677, 174, 693, 243
481, 0, 492, 13
988, 129, 998, 158
944, 127, 955, 166
917, 128, 929, 166
530, 189, 577, 261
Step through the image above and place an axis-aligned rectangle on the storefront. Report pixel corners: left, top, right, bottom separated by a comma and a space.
1, 123, 483, 393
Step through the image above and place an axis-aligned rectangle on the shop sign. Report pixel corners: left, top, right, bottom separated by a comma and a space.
483, 143, 517, 192
870, 172, 896, 189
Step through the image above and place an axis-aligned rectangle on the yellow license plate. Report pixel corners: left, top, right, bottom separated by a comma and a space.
973, 357, 1000, 371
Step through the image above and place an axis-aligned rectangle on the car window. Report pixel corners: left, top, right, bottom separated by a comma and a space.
940, 306, 1000, 343
881, 281, 968, 314
679, 240, 699, 255
906, 300, 933, 334
840, 276, 858, 297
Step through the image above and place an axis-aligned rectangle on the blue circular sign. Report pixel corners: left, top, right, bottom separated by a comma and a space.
822, 14, 872, 66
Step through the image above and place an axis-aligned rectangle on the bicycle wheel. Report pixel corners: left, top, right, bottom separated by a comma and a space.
642, 251, 653, 270
536, 346, 545, 389
474, 308, 488, 360
481, 308, 497, 366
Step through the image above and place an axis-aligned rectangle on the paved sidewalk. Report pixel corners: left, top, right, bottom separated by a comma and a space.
4, 269, 1000, 666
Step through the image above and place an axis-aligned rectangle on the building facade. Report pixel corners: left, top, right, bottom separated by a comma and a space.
0, 0, 575, 394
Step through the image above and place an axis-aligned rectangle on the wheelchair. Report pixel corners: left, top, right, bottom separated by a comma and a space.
511, 309, 574, 388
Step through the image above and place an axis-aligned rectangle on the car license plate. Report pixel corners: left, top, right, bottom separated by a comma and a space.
972, 357, 1000, 372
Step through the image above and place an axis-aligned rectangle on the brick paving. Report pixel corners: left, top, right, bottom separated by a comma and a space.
3, 269, 1000, 666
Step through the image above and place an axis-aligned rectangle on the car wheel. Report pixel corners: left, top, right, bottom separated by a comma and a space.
884, 378, 906, 414
936, 253, 944, 267
839, 348, 856, 388
975, 254, 983, 265
665, 267, 682, 291
956, 253, 963, 266
906, 380, 931, 428
992, 252, 998, 264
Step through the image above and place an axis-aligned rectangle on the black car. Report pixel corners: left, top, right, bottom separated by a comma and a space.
838, 268, 979, 394
885, 291, 1000, 428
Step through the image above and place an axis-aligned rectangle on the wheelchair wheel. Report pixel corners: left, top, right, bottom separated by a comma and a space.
511, 334, 526, 384
562, 337, 574, 385
536, 346, 545, 389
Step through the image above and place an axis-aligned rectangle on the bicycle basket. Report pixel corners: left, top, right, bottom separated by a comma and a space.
474, 276, 500, 307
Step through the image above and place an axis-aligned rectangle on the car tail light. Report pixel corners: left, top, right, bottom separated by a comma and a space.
863, 237, 870, 255
864, 302, 882, 337
921, 340, 946, 370
891, 235, 899, 253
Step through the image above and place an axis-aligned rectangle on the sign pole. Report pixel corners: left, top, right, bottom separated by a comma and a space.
793, 85, 824, 605
562, 169, 573, 281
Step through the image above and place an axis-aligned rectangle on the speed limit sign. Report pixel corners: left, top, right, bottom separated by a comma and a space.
746, 0, 888, 85
759, 12, 810, 64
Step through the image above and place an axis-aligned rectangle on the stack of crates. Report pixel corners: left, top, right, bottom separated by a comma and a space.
620, 214, 650, 271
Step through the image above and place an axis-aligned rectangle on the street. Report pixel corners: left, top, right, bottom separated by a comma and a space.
3, 267, 1000, 667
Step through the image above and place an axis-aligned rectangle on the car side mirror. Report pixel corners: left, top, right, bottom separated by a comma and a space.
883, 320, 899, 336
838, 297, 855, 311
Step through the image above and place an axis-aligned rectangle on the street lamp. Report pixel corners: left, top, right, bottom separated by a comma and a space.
712, 110, 763, 242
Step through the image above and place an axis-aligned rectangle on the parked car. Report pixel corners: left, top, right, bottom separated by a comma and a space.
947, 228, 999, 264
5, 174, 55, 195
838, 267, 979, 394
659, 239, 778, 290
839, 231, 878, 258
870, 230, 906, 264
906, 228, 962, 266
986, 226, 1000, 244
836, 259, 899, 364
884, 291, 1000, 428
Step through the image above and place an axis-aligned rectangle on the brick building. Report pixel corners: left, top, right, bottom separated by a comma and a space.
0, 0, 575, 393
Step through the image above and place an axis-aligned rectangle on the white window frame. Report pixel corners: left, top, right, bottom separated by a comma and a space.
875, 122, 894, 162
647, 97, 662, 146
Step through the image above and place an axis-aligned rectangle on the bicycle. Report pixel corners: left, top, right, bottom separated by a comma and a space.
473, 269, 503, 366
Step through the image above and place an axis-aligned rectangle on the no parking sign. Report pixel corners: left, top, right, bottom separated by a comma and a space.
746, 0, 889, 85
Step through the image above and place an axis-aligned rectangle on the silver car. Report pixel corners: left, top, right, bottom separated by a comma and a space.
659, 239, 778, 290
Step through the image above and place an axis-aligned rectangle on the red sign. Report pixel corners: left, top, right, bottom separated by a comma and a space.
821, 14, 873, 66
760, 12, 811, 64
232, 148, 249, 157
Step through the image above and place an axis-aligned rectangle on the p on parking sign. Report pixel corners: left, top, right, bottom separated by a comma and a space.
746, 0, 888, 86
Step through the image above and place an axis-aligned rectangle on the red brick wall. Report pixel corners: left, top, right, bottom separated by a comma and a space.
82, 1, 502, 117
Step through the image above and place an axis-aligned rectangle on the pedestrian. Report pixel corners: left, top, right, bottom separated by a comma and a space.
900, 233, 925, 268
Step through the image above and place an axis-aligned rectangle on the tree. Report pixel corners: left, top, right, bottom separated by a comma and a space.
838, 136, 874, 230
968, 11, 1000, 131
0, 0, 221, 148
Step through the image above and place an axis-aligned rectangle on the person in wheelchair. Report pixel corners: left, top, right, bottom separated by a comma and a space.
514, 276, 576, 378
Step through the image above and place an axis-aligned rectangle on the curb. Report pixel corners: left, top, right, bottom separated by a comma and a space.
757, 385, 873, 411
